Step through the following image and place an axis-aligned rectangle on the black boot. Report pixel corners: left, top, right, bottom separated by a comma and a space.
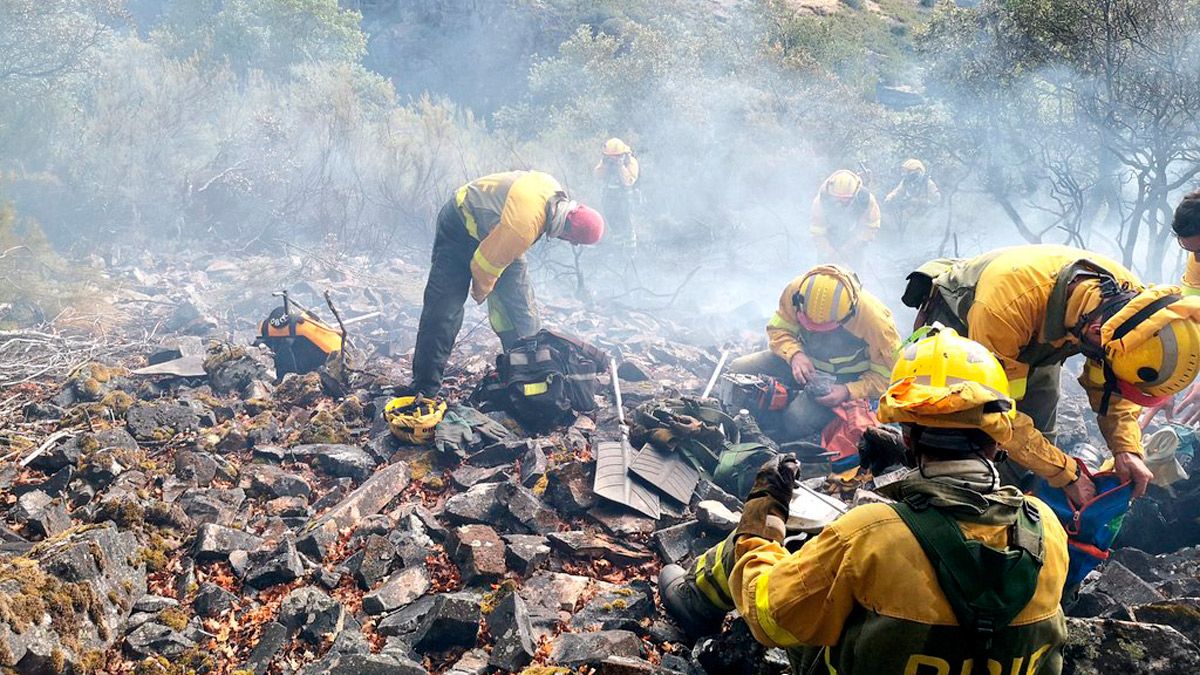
658, 564, 727, 639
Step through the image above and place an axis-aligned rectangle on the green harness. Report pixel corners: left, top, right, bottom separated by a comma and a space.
890, 495, 1045, 674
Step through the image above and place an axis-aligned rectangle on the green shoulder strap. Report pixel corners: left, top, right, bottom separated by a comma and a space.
889, 498, 1044, 657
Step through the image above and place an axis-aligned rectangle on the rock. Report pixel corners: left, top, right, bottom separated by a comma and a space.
11, 490, 70, 539
244, 621, 288, 673
301, 443, 376, 481
450, 463, 509, 490
245, 539, 305, 589
297, 524, 339, 562
448, 524, 507, 583
303, 460, 410, 531
521, 572, 595, 618
466, 439, 533, 468
448, 649, 492, 675
193, 582, 237, 618
545, 460, 597, 515
548, 530, 652, 564
410, 593, 481, 654
174, 450, 219, 485
133, 595, 179, 613
520, 444, 548, 488
549, 629, 643, 667
696, 500, 741, 532
652, 520, 723, 565
354, 534, 397, 589
503, 534, 551, 576
1063, 617, 1200, 674
208, 352, 271, 395
571, 582, 656, 633
265, 495, 309, 517
588, 504, 658, 537
377, 595, 437, 638
443, 481, 510, 525
178, 487, 246, 526
506, 484, 564, 534
693, 618, 785, 675
280, 587, 346, 644
126, 401, 202, 441
243, 464, 313, 499
1131, 598, 1200, 647
125, 622, 197, 657
362, 566, 430, 615
488, 590, 535, 672
193, 523, 264, 561
1073, 561, 1165, 618
31, 428, 138, 473
300, 651, 425, 675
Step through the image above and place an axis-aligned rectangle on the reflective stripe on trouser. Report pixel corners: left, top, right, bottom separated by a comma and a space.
411, 200, 476, 394
487, 255, 540, 349
693, 533, 738, 611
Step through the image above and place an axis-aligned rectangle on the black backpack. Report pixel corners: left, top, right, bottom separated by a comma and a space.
473, 329, 607, 430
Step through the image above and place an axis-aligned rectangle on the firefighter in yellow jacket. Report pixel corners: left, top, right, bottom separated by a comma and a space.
906, 245, 1200, 504
810, 170, 881, 267
409, 171, 604, 395
660, 327, 1069, 674
593, 137, 640, 242
1157, 191, 1200, 424
729, 264, 901, 441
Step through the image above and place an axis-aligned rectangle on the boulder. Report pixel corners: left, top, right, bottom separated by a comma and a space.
1064, 617, 1200, 674
279, 587, 346, 644
410, 593, 481, 655
193, 523, 264, 561
447, 524, 507, 583
244, 539, 305, 589
362, 566, 430, 615
549, 629, 642, 667
488, 590, 535, 672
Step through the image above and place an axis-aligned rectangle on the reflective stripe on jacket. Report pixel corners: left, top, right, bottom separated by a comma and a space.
727, 498, 1069, 675
454, 171, 563, 303
924, 245, 1146, 486
1184, 256, 1200, 297
767, 279, 901, 401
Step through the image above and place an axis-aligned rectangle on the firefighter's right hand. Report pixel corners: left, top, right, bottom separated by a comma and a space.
790, 352, 815, 386
1173, 381, 1200, 426
1063, 471, 1098, 506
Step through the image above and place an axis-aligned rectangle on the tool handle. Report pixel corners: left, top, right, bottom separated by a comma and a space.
700, 349, 730, 399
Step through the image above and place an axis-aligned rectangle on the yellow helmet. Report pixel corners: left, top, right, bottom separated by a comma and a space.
1100, 287, 1200, 405
385, 396, 447, 445
603, 137, 631, 156
793, 265, 860, 330
901, 159, 926, 176
879, 326, 1015, 447
824, 170, 863, 202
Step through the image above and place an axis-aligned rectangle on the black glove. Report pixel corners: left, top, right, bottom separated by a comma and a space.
736, 454, 799, 543
858, 425, 911, 475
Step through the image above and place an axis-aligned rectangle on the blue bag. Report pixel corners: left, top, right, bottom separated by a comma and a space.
1034, 467, 1133, 588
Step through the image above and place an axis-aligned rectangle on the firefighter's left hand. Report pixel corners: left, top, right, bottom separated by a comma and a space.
1113, 452, 1154, 500
814, 384, 850, 408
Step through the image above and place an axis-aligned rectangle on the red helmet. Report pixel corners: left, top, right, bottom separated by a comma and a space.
561, 203, 605, 245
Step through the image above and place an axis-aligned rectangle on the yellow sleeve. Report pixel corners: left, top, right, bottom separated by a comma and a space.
843, 295, 901, 400
885, 181, 903, 202
1184, 256, 1200, 296
927, 179, 941, 204
729, 527, 856, 648
469, 183, 546, 302
768, 281, 804, 363
1080, 360, 1144, 456
859, 195, 881, 240
810, 195, 827, 237
965, 302, 1078, 486
623, 156, 639, 186
593, 161, 605, 179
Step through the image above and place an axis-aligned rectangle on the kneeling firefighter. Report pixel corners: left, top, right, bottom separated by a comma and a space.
659, 328, 1070, 675
410, 171, 605, 396
906, 245, 1200, 503
728, 264, 901, 441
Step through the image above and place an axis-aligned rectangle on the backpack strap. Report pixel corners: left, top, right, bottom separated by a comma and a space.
890, 496, 1044, 673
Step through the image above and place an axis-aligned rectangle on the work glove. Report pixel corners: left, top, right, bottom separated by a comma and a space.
858, 425, 911, 475
735, 454, 799, 544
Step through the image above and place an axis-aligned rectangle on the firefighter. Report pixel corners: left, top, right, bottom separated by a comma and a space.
810, 170, 881, 268
593, 137, 640, 244
409, 170, 604, 395
905, 244, 1200, 505
728, 264, 901, 441
1149, 190, 1200, 423
659, 327, 1069, 675
883, 158, 941, 235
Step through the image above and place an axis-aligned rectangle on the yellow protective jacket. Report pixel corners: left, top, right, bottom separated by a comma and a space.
594, 155, 640, 188
455, 171, 564, 303
1183, 256, 1200, 296
728, 498, 1069, 675
929, 245, 1145, 486
766, 278, 901, 400
810, 191, 882, 248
